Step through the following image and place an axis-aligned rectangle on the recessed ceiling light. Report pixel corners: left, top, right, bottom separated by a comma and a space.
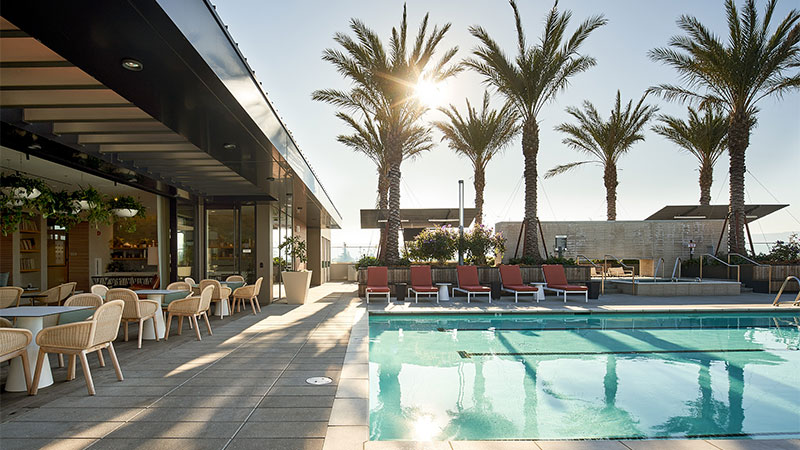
121, 58, 143, 71
223, 143, 237, 150
27, 144, 41, 150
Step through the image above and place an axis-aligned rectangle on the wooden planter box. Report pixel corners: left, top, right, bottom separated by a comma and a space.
357, 265, 591, 298
753, 264, 800, 293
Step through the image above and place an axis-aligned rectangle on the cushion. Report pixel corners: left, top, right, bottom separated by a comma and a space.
549, 284, 588, 291
456, 265, 480, 286
410, 266, 433, 287
367, 267, 388, 288
459, 285, 490, 292
542, 265, 568, 285
504, 284, 537, 292
410, 286, 438, 293
499, 265, 524, 285
366, 287, 390, 293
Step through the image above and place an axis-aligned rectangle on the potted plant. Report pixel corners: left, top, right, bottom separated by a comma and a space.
109, 195, 144, 218
73, 186, 112, 227
278, 235, 311, 304
0, 173, 49, 235
0, 173, 46, 203
42, 190, 82, 230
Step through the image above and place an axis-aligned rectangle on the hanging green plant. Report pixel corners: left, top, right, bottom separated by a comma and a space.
0, 173, 47, 203
110, 195, 146, 233
73, 186, 112, 226
42, 190, 83, 230
0, 173, 49, 235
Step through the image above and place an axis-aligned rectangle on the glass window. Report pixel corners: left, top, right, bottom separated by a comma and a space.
206, 209, 236, 280
177, 201, 195, 280
240, 205, 255, 283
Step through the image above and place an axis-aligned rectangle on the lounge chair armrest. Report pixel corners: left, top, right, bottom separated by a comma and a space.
36, 322, 93, 349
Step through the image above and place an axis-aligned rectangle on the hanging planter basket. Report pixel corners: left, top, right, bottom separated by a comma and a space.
112, 208, 139, 218
4, 187, 41, 200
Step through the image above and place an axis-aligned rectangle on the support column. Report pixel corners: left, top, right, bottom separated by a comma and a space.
256, 202, 273, 304
308, 227, 321, 286
156, 195, 169, 288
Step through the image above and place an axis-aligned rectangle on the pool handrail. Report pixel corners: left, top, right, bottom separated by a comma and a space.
728, 253, 772, 294
576, 254, 606, 294
671, 257, 683, 281
700, 253, 740, 283
604, 254, 635, 294
772, 276, 800, 306
651, 257, 665, 282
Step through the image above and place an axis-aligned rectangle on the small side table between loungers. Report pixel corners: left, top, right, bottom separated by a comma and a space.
436, 283, 452, 302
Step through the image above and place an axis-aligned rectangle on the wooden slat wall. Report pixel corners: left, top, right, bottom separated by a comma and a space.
753, 265, 800, 292
68, 222, 90, 292
0, 233, 12, 285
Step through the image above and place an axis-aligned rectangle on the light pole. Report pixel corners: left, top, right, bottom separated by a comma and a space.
458, 179, 464, 265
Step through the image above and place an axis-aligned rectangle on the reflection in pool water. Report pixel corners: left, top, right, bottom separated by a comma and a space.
368, 313, 800, 441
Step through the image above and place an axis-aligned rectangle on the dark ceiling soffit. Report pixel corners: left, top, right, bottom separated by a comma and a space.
360, 208, 479, 229
1, 121, 179, 198
203, 195, 277, 204
645, 204, 789, 223
0, 1, 271, 192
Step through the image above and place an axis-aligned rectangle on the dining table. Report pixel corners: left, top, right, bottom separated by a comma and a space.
189, 281, 245, 316
0, 305, 92, 392
132, 289, 191, 340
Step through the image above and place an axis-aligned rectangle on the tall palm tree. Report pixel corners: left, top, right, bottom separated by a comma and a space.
433, 91, 519, 225
313, 5, 461, 264
336, 107, 433, 259
546, 91, 658, 220
652, 106, 729, 206
465, 0, 606, 260
648, 0, 800, 254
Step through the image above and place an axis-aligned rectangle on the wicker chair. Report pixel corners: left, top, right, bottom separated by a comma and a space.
106, 288, 160, 349
59, 282, 77, 303
199, 279, 231, 319
165, 285, 213, 341
34, 285, 61, 306
31, 300, 124, 396
166, 281, 191, 291
184, 277, 196, 285
0, 328, 33, 392
231, 277, 263, 315
0, 318, 12, 328
0, 286, 23, 309
57, 294, 104, 368
225, 275, 245, 283
90, 284, 109, 297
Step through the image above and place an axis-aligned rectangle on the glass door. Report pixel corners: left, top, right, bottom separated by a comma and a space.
206, 209, 236, 280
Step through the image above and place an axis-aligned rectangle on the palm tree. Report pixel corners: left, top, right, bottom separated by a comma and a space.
648, 0, 800, 254
464, 0, 606, 260
336, 107, 433, 259
546, 91, 658, 220
313, 5, 461, 264
433, 91, 519, 225
652, 106, 729, 206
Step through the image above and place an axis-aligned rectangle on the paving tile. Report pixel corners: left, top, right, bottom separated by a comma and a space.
341, 363, 369, 379
336, 377, 368, 398
181, 377, 277, 388
274, 376, 338, 387
329, 398, 368, 426
150, 395, 263, 408
322, 425, 368, 450
269, 386, 338, 396
227, 438, 324, 450
128, 407, 252, 422
247, 407, 332, 422
622, 440, 720, 449
9, 406, 143, 422
167, 384, 271, 396
236, 420, 328, 438
103, 420, 237, 439
259, 395, 336, 408
535, 441, 629, 449
89, 438, 229, 450
451, 442, 538, 450
0, 438, 97, 450
196, 369, 285, 378
0, 420, 123, 438
65, 385, 174, 397
710, 440, 800, 450
364, 441, 452, 450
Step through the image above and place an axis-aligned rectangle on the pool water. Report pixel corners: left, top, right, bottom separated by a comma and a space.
369, 313, 800, 441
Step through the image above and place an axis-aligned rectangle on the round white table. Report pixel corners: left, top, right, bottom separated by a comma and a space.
530, 283, 546, 301
436, 283, 452, 302
0, 306, 91, 392
133, 290, 190, 340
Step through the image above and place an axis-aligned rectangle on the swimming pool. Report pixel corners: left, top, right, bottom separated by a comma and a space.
369, 312, 800, 441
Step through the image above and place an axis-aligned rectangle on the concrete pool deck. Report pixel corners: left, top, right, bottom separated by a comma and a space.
1, 282, 798, 449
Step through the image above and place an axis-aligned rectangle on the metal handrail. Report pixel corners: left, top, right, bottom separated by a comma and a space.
671, 257, 683, 281
772, 276, 800, 306
700, 253, 740, 283
604, 255, 633, 270
651, 257, 665, 282
603, 254, 635, 294
576, 254, 599, 269
729, 253, 772, 294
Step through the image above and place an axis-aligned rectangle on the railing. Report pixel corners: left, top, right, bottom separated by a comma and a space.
576, 254, 600, 271
729, 252, 772, 294
603, 255, 635, 294
700, 253, 740, 283
671, 257, 683, 281
772, 276, 800, 306
650, 257, 665, 282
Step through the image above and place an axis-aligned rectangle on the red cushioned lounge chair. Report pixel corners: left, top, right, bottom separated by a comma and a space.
408, 265, 439, 303
499, 265, 539, 303
365, 266, 390, 304
453, 265, 491, 303
542, 264, 588, 302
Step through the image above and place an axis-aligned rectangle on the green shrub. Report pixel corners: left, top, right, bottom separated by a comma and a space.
462, 225, 505, 265
406, 226, 457, 264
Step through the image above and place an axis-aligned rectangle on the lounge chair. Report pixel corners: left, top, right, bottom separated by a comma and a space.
499, 265, 539, 303
365, 266, 390, 303
454, 265, 491, 303
542, 264, 588, 302
408, 266, 439, 303
606, 266, 632, 277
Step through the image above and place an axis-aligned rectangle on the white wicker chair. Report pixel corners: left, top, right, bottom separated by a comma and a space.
106, 288, 160, 348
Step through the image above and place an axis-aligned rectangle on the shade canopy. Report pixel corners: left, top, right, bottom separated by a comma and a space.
645, 204, 788, 223
360, 208, 478, 229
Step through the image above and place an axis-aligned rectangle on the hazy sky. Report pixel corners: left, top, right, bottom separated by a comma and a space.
213, 0, 800, 253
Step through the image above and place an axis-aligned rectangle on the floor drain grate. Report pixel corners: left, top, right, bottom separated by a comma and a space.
306, 376, 333, 385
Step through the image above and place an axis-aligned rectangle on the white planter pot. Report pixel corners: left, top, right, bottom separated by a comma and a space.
282, 271, 312, 304
112, 208, 138, 218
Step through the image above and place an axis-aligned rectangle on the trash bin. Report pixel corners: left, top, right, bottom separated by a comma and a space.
586, 280, 601, 299
394, 282, 407, 302
489, 281, 502, 301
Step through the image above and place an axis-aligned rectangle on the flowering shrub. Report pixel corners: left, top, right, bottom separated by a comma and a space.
754, 233, 800, 264
463, 225, 506, 265
406, 226, 457, 264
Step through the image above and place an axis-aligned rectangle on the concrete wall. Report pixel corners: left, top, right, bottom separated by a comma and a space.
496, 220, 728, 268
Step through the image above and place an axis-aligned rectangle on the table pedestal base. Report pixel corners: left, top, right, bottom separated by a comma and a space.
6, 316, 52, 392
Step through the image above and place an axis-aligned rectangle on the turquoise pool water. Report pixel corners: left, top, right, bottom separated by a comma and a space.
369, 313, 800, 441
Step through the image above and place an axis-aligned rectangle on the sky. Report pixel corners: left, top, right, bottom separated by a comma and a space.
212, 0, 800, 255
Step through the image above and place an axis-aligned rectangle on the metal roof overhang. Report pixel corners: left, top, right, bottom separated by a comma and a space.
360, 208, 479, 229
0, 0, 340, 228
645, 204, 788, 223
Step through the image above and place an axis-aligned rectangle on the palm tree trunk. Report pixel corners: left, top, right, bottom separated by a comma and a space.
377, 168, 389, 261
698, 161, 713, 206
604, 163, 618, 221
727, 111, 749, 254
521, 118, 542, 261
385, 134, 403, 265
473, 165, 485, 226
